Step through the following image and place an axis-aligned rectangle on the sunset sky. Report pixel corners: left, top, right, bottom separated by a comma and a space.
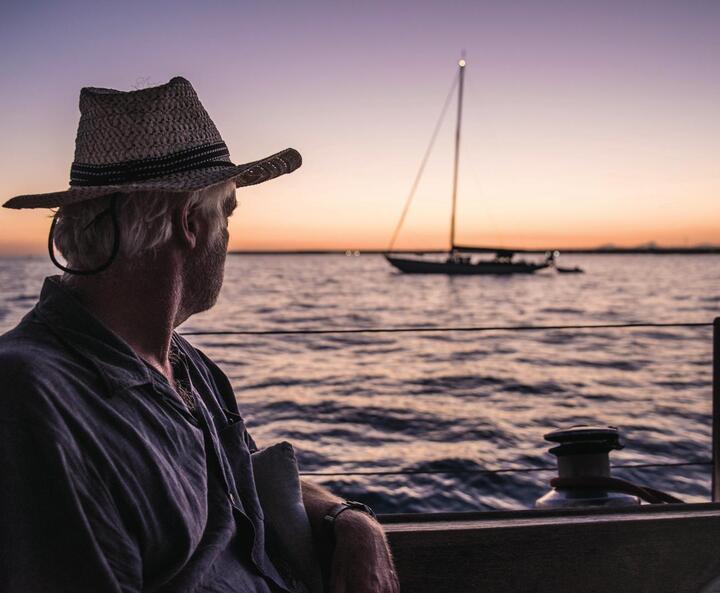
1, 0, 718, 254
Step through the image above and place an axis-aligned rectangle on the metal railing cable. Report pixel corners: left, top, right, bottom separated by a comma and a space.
181, 321, 712, 337
299, 460, 712, 477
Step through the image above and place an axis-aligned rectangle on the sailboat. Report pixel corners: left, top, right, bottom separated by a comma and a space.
384, 57, 553, 275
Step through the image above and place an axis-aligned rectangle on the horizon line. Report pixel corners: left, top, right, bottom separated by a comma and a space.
228, 245, 720, 256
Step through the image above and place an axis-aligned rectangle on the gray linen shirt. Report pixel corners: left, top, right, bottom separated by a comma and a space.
0, 276, 301, 593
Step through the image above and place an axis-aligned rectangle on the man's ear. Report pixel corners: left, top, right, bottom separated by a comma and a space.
174, 200, 199, 250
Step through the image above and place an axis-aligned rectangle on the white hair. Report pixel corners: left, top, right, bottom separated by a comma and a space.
53, 180, 235, 270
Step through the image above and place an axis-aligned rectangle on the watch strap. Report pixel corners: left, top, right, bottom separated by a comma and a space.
323, 500, 376, 531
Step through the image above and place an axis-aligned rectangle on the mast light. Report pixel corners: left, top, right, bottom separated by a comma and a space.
458, 59, 466, 67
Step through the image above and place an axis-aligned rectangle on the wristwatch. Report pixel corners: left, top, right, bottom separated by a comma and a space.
323, 499, 377, 533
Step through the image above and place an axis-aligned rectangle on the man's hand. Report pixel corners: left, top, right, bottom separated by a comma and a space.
330, 510, 400, 593
300, 480, 399, 593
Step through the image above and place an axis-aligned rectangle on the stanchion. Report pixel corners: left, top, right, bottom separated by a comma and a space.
713, 318, 720, 501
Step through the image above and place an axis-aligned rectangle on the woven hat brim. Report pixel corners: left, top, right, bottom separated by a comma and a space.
3, 148, 301, 210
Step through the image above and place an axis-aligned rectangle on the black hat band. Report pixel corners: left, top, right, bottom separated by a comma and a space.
70, 141, 235, 187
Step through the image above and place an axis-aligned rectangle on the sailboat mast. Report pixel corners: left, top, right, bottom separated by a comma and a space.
449, 55, 466, 252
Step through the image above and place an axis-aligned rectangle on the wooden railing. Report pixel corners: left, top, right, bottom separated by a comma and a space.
381, 503, 720, 593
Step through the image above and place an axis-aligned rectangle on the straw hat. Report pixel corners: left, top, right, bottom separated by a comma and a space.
3, 76, 301, 209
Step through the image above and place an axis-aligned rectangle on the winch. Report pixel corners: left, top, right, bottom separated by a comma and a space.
535, 425, 640, 509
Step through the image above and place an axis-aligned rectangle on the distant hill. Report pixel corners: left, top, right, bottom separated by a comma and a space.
230, 245, 720, 255
573, 245, 720, 254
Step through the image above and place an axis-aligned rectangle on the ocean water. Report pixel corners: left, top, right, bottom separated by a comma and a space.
1, 254, 719, 513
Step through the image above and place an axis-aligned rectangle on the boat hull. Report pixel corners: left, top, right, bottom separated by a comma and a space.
385, 255, 549, 275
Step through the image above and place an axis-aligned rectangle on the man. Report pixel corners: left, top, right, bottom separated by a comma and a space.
0, 77, 399, 593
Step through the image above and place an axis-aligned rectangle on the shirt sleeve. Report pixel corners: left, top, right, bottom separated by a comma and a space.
0, 409, 142, 592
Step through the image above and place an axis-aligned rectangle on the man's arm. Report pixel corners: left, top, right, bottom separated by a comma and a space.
301, 480, 399, 593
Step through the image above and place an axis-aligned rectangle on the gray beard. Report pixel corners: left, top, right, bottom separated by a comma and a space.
181, 228, 228, 318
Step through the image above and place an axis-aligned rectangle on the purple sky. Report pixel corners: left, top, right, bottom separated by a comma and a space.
1, 0, 718, 252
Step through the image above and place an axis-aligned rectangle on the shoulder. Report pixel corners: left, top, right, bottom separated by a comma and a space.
0, 320, 62, 384
0, 319, 85, 429
1, 311, 77, 370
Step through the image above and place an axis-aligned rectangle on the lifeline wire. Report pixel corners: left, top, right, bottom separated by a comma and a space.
299, 460, 712, 478
180, 321, 712, 337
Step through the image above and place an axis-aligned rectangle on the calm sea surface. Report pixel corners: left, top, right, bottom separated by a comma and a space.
1, 254, 719, 512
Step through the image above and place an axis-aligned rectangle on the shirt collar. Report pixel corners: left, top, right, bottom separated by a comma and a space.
33, 276, 155, 395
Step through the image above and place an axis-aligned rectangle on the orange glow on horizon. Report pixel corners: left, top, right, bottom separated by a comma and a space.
1, 205, 717, 256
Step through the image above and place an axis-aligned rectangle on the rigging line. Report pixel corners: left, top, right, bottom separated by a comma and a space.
464, 145, 503, 248
180, 321, 713, 337
387, 72, 460, 252
299, 460, 712, 477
